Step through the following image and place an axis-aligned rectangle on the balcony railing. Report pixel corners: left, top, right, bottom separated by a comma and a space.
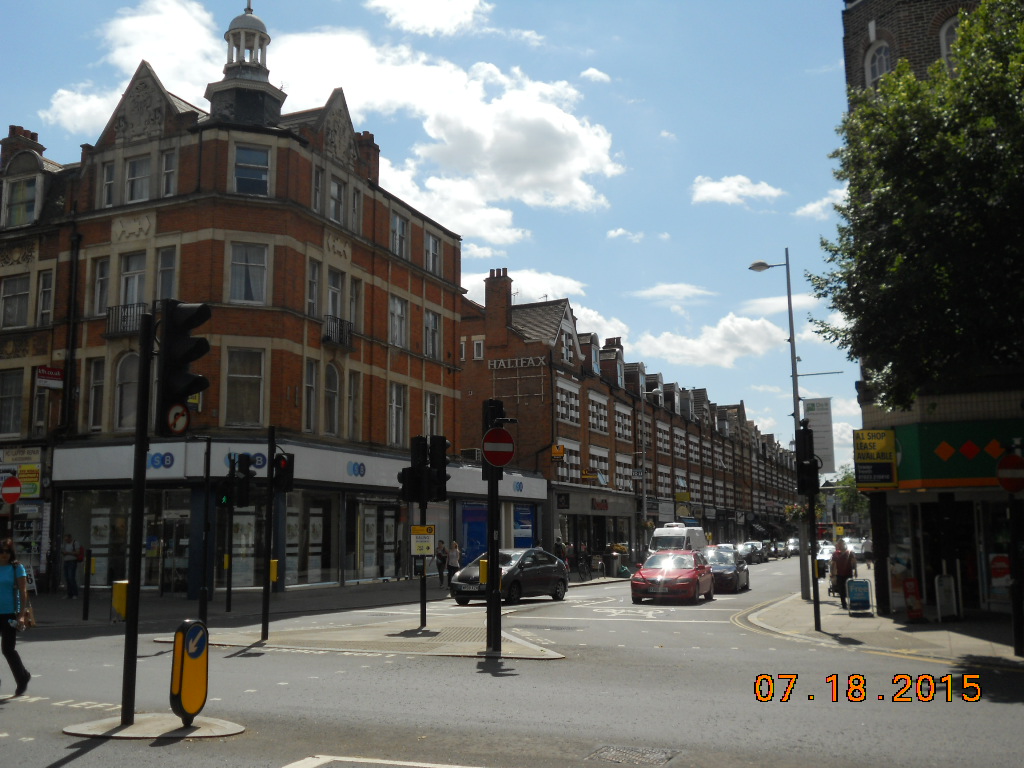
105, 303, 148, 337
322, 315, 354, 349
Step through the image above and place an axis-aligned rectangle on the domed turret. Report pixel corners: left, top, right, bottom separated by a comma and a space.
223, 2, 271, 81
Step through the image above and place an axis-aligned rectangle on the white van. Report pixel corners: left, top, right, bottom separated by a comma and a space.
646, 523, 708, 560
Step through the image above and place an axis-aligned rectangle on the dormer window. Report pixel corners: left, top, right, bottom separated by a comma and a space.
3, 177, 37, 227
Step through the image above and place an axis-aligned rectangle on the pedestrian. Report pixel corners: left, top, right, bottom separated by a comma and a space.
553, 537, 567, 563
0, 538, 32, 696
62, 532, 82, 598
435, 540, 448, 587
830, 538, 858, 609
446, 540, 461, 587
863, 537, 874, 570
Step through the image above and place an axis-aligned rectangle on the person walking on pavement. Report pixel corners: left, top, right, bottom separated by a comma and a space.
863, 537, 873, 570
830, 539, 858, 609
0, 538, 32, 696
435, 540, 448, 587
62, 532, 82, 598
446, 541, 461, 587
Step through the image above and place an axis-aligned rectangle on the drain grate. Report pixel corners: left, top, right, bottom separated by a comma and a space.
585, 745, 679, 766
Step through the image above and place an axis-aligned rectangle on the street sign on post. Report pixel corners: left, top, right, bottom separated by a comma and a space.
997, 453, 1024, 493
1, 475, 22, 504
482, 427, 515, 467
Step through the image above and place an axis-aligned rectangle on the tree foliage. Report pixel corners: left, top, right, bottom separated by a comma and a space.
811, 0, 1024, 410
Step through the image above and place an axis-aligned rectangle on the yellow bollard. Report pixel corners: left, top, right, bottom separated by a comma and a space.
270, 559, 279, 582
479, 558, 488, 585
112, 580, 128, 621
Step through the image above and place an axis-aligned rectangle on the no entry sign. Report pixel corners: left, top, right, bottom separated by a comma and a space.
482, 427, 515, 467
1, 475, 22, 504
996, 453, 1024, 493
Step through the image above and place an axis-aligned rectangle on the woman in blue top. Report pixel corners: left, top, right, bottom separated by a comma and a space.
0, 538, 32, 696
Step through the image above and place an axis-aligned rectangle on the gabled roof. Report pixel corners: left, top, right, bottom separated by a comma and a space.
510, 299, 572, 345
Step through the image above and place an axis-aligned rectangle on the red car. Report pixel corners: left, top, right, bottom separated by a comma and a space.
631, 549, 715, 604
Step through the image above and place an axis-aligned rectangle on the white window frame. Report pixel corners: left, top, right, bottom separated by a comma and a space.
473, 339, 484, 359
93, 257, 110, 316
425, 233, 441, 275
157, 246, 176, 300
347, 371, 361, 440
350, 188, 362, 235
0, 274, 30, 329
230, 242, 268, 304
324, 363, 340, 436
327, 269, 344, 317
329, 176, 345, 224
88, 358, 105, 431
307, 259, 321, 317
388, 382, 407, 447
424, 392, 440, 436
234, 145, 270, 196
3, 176, 38, 227
424, 309, 440, 359
313, 167, 324, 213
304, 359, 318, 433
124, 155, 151, 203
226, 348, 264, 426
36, 269, 53, 326
120, 251, 146, 306
115, 353, 139, 431
865, 40, 892, 87
101, 162, 115, 208
389, 295, 408, 348
161, 150, 177, 197
390, 212, 409, 258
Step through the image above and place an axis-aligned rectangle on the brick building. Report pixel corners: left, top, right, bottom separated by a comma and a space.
0, 5, 545, 594
459, 268, 797, 567
841, 0, 1024, 618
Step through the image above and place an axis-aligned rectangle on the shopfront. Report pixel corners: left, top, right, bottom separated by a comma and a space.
554, 488, 635, 565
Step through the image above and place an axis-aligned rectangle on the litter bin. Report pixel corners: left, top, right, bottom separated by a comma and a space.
112, 580, 128, 622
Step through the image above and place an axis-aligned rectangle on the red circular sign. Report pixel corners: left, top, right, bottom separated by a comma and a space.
997, 453, 1024, 493
1, 476, 22, 504
990, 554, 1011, 581
482, 427, 515, 467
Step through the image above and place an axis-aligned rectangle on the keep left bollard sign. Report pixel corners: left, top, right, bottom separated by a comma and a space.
170, 619, 209, 726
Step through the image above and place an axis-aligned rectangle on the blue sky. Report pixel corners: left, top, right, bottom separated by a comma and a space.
5, 0, 858, 474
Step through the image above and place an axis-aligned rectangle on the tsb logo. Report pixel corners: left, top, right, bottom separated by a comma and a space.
347, 461, 367, 477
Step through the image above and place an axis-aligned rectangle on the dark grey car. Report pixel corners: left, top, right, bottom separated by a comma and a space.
450, 548, 569, 605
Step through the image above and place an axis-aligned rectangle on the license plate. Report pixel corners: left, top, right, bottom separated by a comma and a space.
648, 586, 668, 594
460, 584, 481, 591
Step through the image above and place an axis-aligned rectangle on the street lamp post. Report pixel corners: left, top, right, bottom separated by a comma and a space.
750, 248, 811, 600
638, 387, 662, 559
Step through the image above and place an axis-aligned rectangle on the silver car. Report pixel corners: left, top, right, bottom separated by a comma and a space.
450, 548, 569, 605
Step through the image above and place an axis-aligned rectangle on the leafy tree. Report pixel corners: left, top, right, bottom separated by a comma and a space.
811, 0, 1024, 410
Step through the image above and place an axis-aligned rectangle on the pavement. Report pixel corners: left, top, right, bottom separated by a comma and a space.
27, 571, 1024, 669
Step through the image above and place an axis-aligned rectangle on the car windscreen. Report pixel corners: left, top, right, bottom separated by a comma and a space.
705, 551, 735, 565
650, 536, 689, 550
644, 553, 694, 570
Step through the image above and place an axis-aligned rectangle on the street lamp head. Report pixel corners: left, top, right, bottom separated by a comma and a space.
748, 260, 774, 272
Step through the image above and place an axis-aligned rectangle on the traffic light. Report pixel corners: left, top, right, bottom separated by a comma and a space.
273, 453, 295, 492
483, 398, 505, 432
155, 299, 211, 436
215, 478, 233, 508
795, 419, 819, 496
398, 436, 429, 503
428, 435, 451, 501
236, 453, 256, 507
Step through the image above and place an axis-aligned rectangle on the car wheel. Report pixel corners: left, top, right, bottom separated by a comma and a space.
455, 596, 470, 605
552, 579, 567, 601
632, 595, 643, 604
506, 581, 522, 604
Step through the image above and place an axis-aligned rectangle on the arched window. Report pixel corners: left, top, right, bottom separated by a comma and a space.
115, 353, 139, 430
940, 17, 960, 70
865, 41, 892, 87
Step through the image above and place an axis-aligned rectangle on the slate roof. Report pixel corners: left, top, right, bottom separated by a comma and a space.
510, 299, 570, 345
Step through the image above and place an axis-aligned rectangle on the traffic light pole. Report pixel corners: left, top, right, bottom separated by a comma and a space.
225, 455, 236, 613
419, 498, 428, 629
485, 460, 501, 654
121, 312, 154, 727
200, 436, 211, 624
261, 426, 276, 642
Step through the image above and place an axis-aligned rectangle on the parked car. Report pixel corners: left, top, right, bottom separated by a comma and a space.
786, 537, 800, 556
631, 549, 714, 604
703, 546, 750, 593
449, 548, 569, 605
736, 542, 759, 565
849, 540, 865, 561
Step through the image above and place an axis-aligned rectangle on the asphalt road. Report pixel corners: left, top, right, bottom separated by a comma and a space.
3, 557, 1021, 768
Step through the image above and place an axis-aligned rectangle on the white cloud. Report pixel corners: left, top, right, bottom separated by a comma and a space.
657, 232, 671, 241
462, 269, 587, 305
581, 67, 611, 83
631, 282, 717, 319
364, 0, 494, 36
659, 130, 676, 140
573, 305, 631, 346
691, 175, 785, 206
39, 0, 622, 250
794, 186, 847, 220
607, 227, 644, 243
631, 313, 787, 368
738, 293, 818, 317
